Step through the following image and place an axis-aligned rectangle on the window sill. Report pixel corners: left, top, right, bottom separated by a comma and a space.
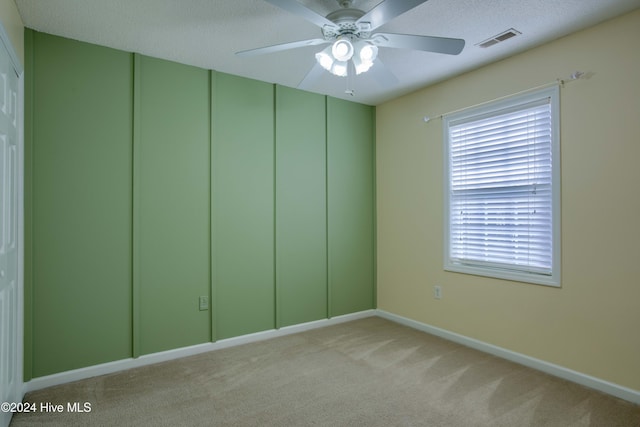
445, 262, 560, 287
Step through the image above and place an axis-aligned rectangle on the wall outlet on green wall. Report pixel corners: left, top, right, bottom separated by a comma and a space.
198, 296, 209, 311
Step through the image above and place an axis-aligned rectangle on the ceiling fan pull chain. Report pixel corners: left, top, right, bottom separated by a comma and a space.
345, 61, 355, 96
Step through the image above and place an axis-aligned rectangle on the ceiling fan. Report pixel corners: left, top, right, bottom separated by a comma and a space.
236, 0, 465, 91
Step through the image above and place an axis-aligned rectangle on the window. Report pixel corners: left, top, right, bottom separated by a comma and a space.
444, 86, 560, 286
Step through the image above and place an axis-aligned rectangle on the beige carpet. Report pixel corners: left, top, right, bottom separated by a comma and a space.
11, 317, 640, 426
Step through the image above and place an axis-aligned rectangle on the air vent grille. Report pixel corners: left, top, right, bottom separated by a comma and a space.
477, 28, 521, 48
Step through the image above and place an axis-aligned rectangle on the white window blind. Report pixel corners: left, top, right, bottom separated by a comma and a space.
444, 87, 560, 286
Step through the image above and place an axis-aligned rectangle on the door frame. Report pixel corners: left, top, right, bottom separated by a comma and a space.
0, 17, 25, 415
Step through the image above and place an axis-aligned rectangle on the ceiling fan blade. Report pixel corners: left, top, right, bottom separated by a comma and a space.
373, 33, 465, 55
298, 62, 326, 90
369, 58, 399, 88
263, 0, 337, 29
236, 38, 328, 57
356, 0, 429, 31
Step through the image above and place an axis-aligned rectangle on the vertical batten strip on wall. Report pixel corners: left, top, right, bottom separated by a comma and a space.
273, 84, 280, 330
325, 96, 331, 319
131, 53, 141, 358
371, 107, 377, 309
209, 70, 217, 343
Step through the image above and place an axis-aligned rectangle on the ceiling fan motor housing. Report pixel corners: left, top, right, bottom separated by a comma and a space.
323, 8, 371, 41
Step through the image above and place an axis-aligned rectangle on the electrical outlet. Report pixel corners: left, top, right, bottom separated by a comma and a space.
198, 296, 209, 311
434, 285, 442, 300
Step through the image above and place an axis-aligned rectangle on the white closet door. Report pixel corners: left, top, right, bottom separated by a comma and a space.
0, 36, 20, 427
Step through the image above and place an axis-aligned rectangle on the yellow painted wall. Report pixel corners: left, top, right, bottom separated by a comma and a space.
0, 0, 24, 65
376, 9, 640, 391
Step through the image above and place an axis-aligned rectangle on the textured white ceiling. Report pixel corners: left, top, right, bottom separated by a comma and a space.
14, 0, 640, 105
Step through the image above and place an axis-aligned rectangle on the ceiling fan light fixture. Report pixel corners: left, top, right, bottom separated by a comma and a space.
331, 61, 349, 77
315, 47, 335, 71
315, 42, 350, 77
331, 38, 354, 61
359, 43, 377, 61
353, 57, 374, 74
316, 38, 379, 77
353, 41, 378, 74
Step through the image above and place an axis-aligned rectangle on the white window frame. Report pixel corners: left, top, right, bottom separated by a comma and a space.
443, 86, 561, 287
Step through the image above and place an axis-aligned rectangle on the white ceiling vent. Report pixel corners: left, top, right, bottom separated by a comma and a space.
476, 28, 521, 48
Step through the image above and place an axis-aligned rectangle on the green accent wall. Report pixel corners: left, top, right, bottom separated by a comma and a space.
212, 73, 275, 339
27, 31, 133, 377
275, 86, 328, 327
133, 55, 211, 355
327, 97, 375, 316
25, 30, 374, 379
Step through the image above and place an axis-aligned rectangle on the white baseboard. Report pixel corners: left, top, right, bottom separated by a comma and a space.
23, 308, 639, 405
376, 309, 640, 405
24, 309, 375, 394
